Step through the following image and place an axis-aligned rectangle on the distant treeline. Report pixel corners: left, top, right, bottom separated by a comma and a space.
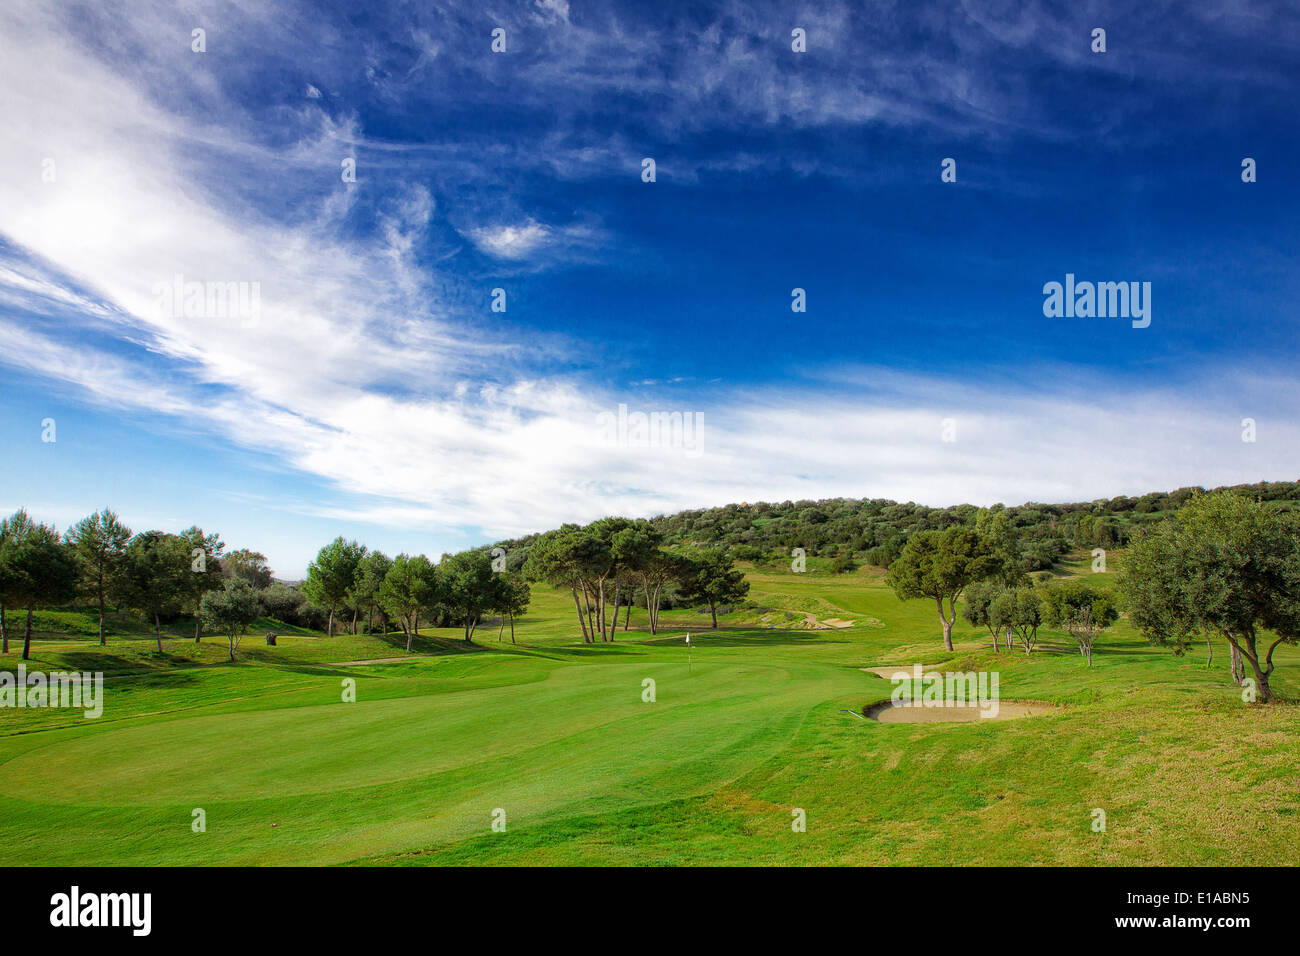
491, 479, 1300, 572
5, 478, 1298, 665
0, 511, 533, 661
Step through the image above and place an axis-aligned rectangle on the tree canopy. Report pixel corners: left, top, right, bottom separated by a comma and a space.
886, 527, 999, 650
302, 537, 366, 638
1120, 492, 1300, 701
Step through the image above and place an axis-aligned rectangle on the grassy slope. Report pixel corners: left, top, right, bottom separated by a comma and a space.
0, 556, 1295, 866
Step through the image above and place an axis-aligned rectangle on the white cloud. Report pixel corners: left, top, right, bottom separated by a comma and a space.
468, 221, 551, 260
533, 0, 571, 25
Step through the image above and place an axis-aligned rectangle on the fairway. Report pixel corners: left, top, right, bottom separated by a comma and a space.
2, 560, 1296, 867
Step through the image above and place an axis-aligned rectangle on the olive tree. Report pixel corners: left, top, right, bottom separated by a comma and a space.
989, 587, 1043, 656
1120, 492, 1300, 702
200, 580, 263, 661
1041, 579, 1118, 666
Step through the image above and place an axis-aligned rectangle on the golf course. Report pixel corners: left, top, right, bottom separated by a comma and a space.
2, 552, 1296, 867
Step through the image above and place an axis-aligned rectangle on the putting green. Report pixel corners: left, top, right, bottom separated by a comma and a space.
0, 655, 874, 863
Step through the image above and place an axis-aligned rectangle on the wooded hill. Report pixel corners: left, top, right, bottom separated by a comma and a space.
493, 479, 1300, 571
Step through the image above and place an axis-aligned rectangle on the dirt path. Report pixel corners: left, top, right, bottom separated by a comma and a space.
860, 663, 941, 680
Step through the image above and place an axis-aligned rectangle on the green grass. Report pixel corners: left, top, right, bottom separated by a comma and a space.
0, 554, 1296, 866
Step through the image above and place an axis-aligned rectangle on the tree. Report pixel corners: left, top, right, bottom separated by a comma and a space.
223, 548, 272, 589
963, 579, 1007, 652
1120, 492, 1300, 702
640, 548, 686, 635
350, 550, 392, 635
0, 509, 36, 654
440, 549, 496, 643
678, 548, 749, 628
302, 538, 366, 638
260, 581, 306, 622
1041, 579, 1118, 666
1121, 515, 1224, 672
976, 510, 1030, 647
378, 554, 437, 651
568, 518, 636, 642
524, 526, 596, 642
886, 527, 999, 651
611, 520, 663, 635
179, 526, 225, 643
493, 574, 531, 643
64, 509, 132, 647
989, 587, 1043, 656
200, 580, 262, 661
116, 531, 189, 653
5, 521, 78, 660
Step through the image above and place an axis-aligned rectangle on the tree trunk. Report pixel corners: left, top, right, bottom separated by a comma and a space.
609, 583, 620, 642
624, 597, 632, 631
327, 608, 335, 639
638, 579, 652, 633
1228, 631, 1275, 702
597, 580, 608, 641
498, 615, 505, 641
154, 612, 163, 653
229, 634, 237, 661
351, 608, 358, 635
571, 587, 588, 642
580, 581, 595, 643
710, 603, 718, 629
22, 606, 34, 660
936, 597, 954, 651
1205, 632, 1213, 669
2, 606, 7, 654
194, 614, 202, 644
98, 572, 107, 646
509, 612, 515, 644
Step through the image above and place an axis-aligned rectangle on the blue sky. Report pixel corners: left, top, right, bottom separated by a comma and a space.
1, 0, 1298, 577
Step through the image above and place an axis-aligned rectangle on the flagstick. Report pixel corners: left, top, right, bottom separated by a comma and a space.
686, 633, 691, 676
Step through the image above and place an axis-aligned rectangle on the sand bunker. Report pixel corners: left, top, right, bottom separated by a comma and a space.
820, 618, 855, 629
864, 700, 1056, 723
